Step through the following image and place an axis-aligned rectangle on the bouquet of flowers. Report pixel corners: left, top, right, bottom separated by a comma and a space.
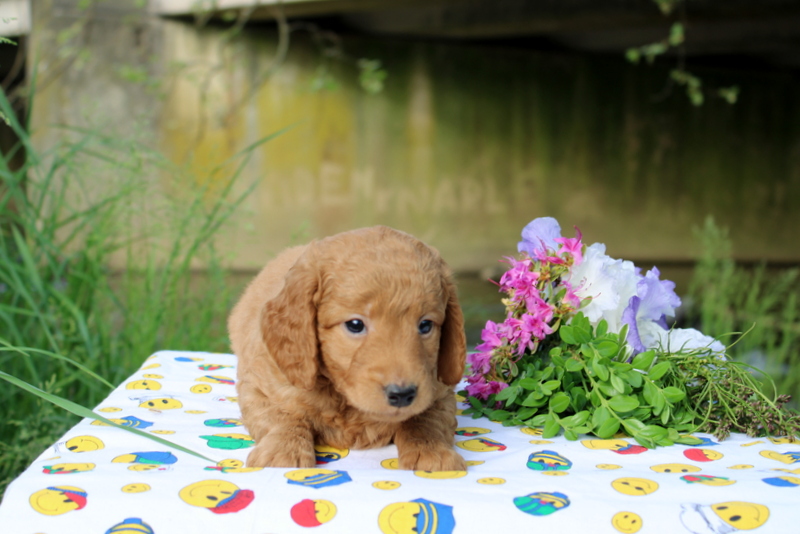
461, 217, 799, 447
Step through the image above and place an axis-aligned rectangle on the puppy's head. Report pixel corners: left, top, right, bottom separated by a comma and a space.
261, 226, 466, 421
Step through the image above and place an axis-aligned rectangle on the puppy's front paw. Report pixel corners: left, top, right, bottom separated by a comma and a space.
399, 445, 466, 472
246, 442, 316, 468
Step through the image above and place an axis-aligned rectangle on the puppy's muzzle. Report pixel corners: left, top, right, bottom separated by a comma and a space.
384, 384, 417, 408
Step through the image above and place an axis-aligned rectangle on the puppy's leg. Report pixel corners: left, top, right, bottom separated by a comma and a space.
239, 382, 316, 468
247, 422, 316, 468
395, 393, 466, 471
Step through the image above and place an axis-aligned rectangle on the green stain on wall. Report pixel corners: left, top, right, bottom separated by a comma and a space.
156, 22, 800, 271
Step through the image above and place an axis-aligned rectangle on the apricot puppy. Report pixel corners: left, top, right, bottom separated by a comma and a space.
228, 226, 467, 471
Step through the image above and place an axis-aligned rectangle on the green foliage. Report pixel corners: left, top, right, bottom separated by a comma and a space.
0, 88, 280, 496
687, 217, 800, 406
462, 312, 799, 448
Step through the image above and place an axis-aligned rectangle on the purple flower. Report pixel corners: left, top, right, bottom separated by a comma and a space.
621, 267, 682, 354
518, 217, 562, 256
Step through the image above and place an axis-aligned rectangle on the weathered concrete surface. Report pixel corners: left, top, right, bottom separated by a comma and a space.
27, 5, 800, 272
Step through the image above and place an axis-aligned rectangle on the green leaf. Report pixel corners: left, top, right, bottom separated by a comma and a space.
517, 407, 537, 421
625, 370, 643, 388
660, 405, 671, 426
569, 410, 591, 427
517, 378, 538, 390
610, 373, 626, 394
638, 425, 669, 441
540, 380, 561, 394
520, 391, 547, 407
595, 340, 619, 358
595, 319, 608, 337
489, 409, 512, 421
542, 416, 560, 438
631, 350, 656, 371
592, 359, 610, 381
569, 387, 587, 411
647, 361, 671, 381
549, 392, 570, 413
595, 418, 620, 439
494, 385, 519, 402
559, 325, 577, 345
530, 414, 549, 426
565, 357, 583, 373
608, 395, 639, 413
573, 326, 593, 344
662, 386, 686, 403
592, 406, 612, 427
564, 429, 578, 441
0, 370, 218, 463
622, 418, 646, 434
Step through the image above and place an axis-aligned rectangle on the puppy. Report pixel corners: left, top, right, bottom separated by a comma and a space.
228, 226, 467, 471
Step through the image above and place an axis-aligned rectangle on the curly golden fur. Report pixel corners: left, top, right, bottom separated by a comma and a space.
228, 226, 467, 470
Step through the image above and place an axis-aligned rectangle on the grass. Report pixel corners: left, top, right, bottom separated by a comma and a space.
0, 88, 281, 497
683, 217, 800, 405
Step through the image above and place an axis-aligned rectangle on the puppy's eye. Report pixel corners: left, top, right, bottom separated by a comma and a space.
344, 319, 365, 334
418, 320, 434, 334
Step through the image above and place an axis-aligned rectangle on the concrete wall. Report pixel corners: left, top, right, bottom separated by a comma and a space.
29, 3, 800, 273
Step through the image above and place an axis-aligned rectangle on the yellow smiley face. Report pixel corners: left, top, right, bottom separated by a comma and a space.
611, 477, 659, 496
477, 477, 506, 485
728, 464, 754, 470
466, 460, 485, 467
414, 470, 467, 479
373, 480, 401, 490
712, 502, 770, 530
96, 407, 122, 413
218, 459, 244, 469
150, 430, 175, 435
190, 384, 212, 394
378, 501, 424, 534
768, 436, 799, 445
139, 397, 183, 410
29, 486, 86, 516
582, 439, 630, 451
126, 379, 162, 391
284, 468, 338, 482
741, 441, 765, 447
597, 464, 623, 470
185, 410, 207, 414
128, 464, 162, 472
312, 499, 337, 524
520, 427, 543, 436
542, 471, 569, 477
179, 479, 242, 509
760, 450, 800, 464
121, 483, 151, 493
315, 445, 350, 462
612, 511, 643, 533
455, 437, 506, 452
65, 435, 105, 453
142, 374, 164, 379
529, 440, 555, 445
141, 363, 161, 370
650, 463, 701, 474
381, 458, 399, 470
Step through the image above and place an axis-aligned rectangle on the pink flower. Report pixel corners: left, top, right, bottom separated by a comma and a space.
560, 281, 582, 310
467, 351, 494, 375
555, 227, 583, 266
465, 375, 509, 400
474, 320, 504, 354
498, 257, 540, 302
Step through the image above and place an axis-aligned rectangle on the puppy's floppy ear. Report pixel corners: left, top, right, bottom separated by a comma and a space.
260, 248, 320, 391
438, 271, 467, 386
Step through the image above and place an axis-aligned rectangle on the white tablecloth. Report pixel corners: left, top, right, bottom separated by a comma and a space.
2, 350, 799, 533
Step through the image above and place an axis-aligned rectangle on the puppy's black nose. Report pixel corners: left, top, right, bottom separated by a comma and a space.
385, 384, 417, 408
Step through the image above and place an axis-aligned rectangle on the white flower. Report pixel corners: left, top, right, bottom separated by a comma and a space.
654, 328, 727, 359
566, 243, 639, 333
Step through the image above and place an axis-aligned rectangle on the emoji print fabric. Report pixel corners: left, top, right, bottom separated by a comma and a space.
1, 350, 800, 533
